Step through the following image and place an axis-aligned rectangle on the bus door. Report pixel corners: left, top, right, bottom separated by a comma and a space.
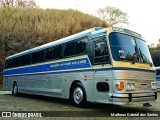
90, 36, 112, 103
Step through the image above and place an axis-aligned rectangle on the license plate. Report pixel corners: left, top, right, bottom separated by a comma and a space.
141, 83, 147, 89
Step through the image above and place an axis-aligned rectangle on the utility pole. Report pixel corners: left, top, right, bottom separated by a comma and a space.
75, 0, 79, 10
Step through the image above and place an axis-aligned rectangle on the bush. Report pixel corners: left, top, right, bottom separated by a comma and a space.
150, 48, 160, 67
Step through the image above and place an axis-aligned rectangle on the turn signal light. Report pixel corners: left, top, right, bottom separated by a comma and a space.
115, 84, 119, 89
120, 82, 124, 90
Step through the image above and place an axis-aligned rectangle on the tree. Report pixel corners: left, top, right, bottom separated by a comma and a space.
0, 7, 107, 82
97, 6, 128, 27
0, 0, 36, 8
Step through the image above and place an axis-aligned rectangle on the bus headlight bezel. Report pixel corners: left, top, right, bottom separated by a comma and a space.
151, 82, 157, 90
126, 82, 135, 91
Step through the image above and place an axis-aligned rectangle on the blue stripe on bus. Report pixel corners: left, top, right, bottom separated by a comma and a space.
4, 63, 156, 76
4, 58, 91, 75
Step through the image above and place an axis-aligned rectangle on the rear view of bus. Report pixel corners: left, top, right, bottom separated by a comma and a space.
108, 27, 157, 104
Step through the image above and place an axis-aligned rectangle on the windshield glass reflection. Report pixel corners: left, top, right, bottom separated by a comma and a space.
109, 32, 153, 65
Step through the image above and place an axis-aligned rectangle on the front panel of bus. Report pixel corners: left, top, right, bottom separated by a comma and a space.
108, 28, 157, 104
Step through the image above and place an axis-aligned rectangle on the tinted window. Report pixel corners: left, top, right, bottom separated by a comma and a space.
31, 50, 45, 63
64, 38, 87, 57
12, 57, 20, 67
157, 70, 160, 75
64, 41, 76, 56
74, 39, 87, 55
4, 60, 9, 69
45, 47, 54, 61
109, 33, 136, 61
5, 59, 12, 69
52, 45, 62, 59
94, 41, 109, 64
135, 38, 153, 64
21, 54, 31, 66
109, 33, 153, 65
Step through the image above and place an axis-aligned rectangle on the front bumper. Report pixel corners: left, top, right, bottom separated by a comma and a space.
110, 92, 157, 104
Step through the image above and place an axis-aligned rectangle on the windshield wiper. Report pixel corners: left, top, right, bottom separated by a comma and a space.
139, 54, 153, 67
132, 53, 139, 64
132, 53, 153, 66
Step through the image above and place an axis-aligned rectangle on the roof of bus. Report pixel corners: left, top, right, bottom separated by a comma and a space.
6, 27, 107, 60
5, 27, 144, 60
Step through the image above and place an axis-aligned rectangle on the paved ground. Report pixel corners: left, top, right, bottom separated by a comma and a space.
0, 91, 11, 95
0, 91, 160, 120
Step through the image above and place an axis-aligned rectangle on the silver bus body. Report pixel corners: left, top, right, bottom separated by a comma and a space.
3, 27, 157, 106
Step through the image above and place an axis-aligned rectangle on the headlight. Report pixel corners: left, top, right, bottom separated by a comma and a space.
127, 83, 131, 90
126, 82, 135, 91
151, 82, 156, 90
115, 81, 124, 91
130, 83, 136, 90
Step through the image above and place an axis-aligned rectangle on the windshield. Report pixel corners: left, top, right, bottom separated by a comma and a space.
135, 38, 153, 64
109, 32, 153, 64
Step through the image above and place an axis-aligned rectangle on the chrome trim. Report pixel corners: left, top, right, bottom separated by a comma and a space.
112, 70, 156, 81
111, 92, 156, 103
112, 96, 155, 103
112, 92, 155, 97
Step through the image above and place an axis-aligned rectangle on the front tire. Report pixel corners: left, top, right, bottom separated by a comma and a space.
70, 82, 87, 107
12, 83, 19, 97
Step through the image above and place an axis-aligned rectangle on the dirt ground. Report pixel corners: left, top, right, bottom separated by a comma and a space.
0, 91, 160, 120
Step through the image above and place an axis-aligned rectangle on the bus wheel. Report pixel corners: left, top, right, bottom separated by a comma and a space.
71, 82, 87, 107
12, 83, 18, 97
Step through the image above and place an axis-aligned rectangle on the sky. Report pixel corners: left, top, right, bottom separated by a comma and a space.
35, 0, 160, 45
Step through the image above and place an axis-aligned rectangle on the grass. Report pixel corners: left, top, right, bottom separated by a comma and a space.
0, 84, 3, 91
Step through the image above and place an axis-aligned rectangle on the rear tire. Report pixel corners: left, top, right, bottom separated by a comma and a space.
12, 83, 19, 97
70, 82, 87, 108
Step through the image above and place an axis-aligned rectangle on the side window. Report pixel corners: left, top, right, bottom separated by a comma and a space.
45, 47, 54, 61
31, 50, 45, 64
64, 38, 88, 57
4, 60, 9, 69
52, 45, 62, 59
21, 54, 31, 66
74, 38, 87, 55
157, 70, 160, 75
94, 40, 109, 64
12, 57, 21, 67
64, 41, 76, 57
4, 59, 12, 69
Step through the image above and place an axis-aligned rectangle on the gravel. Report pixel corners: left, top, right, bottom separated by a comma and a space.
0, 91, 160, 120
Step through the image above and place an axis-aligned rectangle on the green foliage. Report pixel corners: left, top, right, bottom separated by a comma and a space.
0, 84, 2, 91
0, 7, 107, 82
97, 6, 128, 27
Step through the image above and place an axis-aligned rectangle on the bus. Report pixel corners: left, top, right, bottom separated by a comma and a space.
3, 27, 157, 107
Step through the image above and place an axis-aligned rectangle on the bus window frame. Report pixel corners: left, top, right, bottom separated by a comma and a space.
93, 37, 110, 65
63, 37, 88, 58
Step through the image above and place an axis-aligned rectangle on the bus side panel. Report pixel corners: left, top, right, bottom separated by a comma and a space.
18, 75, 44, 95
3, 76, 13, 91
4, 71, 95, 102
55, 71, 95, 102
93, 69, 113, 104
43, 73, 64, 98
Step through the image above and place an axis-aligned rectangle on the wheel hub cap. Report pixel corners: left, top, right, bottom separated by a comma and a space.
73, 87, 83, 104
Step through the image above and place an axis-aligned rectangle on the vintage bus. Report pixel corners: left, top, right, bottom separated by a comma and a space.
3, 27, 157, 107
